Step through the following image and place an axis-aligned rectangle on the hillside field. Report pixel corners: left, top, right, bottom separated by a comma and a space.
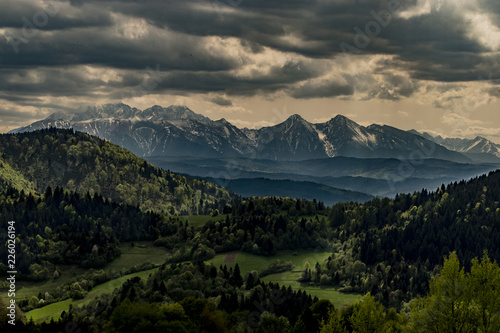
24, 246, 360, 322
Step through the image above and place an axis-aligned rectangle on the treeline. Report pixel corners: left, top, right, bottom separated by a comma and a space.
199, 198, 329, 255
4, 169, 500, 309
0, 128, 238, 214
337, 173, 500, 268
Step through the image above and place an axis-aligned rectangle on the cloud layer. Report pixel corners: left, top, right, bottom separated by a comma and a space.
1, 0, 499, 136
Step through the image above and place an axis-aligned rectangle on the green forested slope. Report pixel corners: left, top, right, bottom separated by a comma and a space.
0, 128, 237, 214
0, 156, 35, 192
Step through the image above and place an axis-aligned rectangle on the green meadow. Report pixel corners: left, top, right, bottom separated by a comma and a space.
23, 243, 360, 323
20, 242, 167, 322
105, 241, 169, 273
260, 270, 361, 309
16, 242, 166, 302
181, 214, 230, 228
26, 268, 158, 322
208, 250, 361, 308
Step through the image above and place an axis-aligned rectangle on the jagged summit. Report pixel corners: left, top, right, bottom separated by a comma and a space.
215, 118, 229, 124
329, 114, 350, 122
141, 105, 210, 122
286, 114, 306, 121
281, 114, 316, 132
324, 114, 357, 125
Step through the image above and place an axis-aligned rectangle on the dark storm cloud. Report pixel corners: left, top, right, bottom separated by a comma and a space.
0, 68, 111, 97
0, 27, 239, 71
1, 0, 500, 107
46, 0, 496, 83
0, 49, 325, 99
289, 80, 354, 99
0, 0, 113, 30
131, 59, 324, 97
97, 0, 386, 57
0, 94, 43, 103
372, 10, 492, 82
384, 74, 420, 98
209, 96, 233, 106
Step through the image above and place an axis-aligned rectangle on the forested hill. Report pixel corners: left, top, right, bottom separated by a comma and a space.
344, 168, 500, 268
0, 128, 237, 214
302, 168, 500, 307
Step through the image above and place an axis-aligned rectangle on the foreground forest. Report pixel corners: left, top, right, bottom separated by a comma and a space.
2, 252, 500, 332
1, 129, 500, 332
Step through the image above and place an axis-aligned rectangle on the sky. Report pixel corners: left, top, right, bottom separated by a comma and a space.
1, 0, 500, 142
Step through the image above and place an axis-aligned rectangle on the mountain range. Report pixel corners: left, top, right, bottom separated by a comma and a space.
408, 130, 500, 163
11, 103, 482, 163
11, 104, 500, 200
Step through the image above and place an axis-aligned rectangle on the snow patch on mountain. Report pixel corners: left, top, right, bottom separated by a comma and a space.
352, 127, 377, 146
315, 128, 336, 157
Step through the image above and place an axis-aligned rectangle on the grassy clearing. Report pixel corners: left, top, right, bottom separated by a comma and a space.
208, 250, 361, 308
180, 214, 229, 228
26, 268, 158, 322
106, 241, 169, 273
208, 250, 332, 273
23, 242, 168, 322
25, 299, 74, 323
15, 242, 167, 303
15, 265, 88, 302
22, 244, 359, 322
260, 270, 361, 309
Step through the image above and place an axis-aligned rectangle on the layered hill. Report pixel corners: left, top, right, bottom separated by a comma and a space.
0, 128, 236, 214
148, 156, 497, 197
184, 176, 373, 205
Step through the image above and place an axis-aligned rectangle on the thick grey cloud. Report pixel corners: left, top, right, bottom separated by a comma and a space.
92, 0, 496, 75
289, 80, 354, 99
149, 61, 321, 96
1, 0, 500, 132
0, 27, 239, 71
0, 0, 113, 30
3, 0, 498, 79
210, 96, 233, 106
